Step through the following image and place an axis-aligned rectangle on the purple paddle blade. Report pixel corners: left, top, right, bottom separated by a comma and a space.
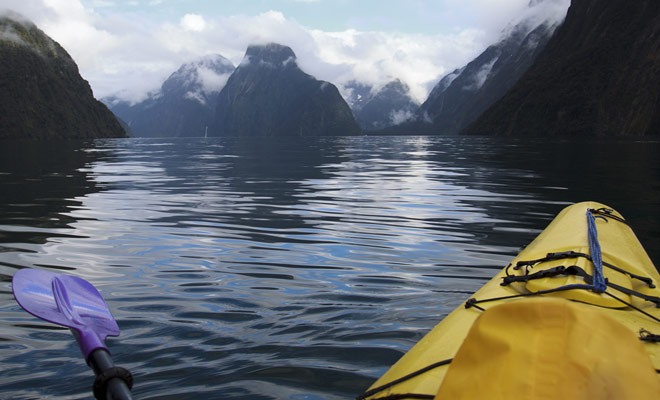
12, 268, 120, 362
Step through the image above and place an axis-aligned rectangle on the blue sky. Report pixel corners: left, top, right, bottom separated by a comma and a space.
4, 0, 569, 103
81, 0, 497, 35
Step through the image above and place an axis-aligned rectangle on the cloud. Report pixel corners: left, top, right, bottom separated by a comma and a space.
444, 0, 530, 39
184, 90, 206, 105
306, 28, 484, 103
463, 56, 497, 91
0, 0, 567, 104
390, 109, 415, 125
89, 0, 115, 7
0, 11, 32, 46
197, 67, 231, 93
445, 0, 568, 40
0, 9, 35, 26
180, 13, 205, 32
514, 0, 570, 31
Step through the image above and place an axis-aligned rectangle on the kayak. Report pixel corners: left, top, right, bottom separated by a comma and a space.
358, 201, 660, 399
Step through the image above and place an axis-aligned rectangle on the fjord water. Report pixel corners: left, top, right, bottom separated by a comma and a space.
0, 136, 659, 399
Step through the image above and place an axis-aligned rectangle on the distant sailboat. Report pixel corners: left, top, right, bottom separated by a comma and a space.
204, 126, 208, 138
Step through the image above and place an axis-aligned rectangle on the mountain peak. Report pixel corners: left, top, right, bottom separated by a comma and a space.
345, 79, 419, 130
163, 54, 235, 100
0, 11, 71, 62
1, 11, 126, 138
242, 43, 297, 68
213, 44, 360, 137
106, 54, 236, 137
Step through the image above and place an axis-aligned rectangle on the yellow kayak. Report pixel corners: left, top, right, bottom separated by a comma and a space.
359, 201, 660, 399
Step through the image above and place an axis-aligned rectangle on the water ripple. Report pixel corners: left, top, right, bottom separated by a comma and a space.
1, 136, 659, 399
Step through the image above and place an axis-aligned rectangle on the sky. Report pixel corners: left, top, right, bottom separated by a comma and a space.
1, 0, 570, 104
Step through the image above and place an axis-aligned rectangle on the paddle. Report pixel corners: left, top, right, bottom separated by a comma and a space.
12, 268, 133, 400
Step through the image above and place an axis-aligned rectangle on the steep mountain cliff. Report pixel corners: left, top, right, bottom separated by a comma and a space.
106, 55, 235, 137
415, 0, 566, 135
463, 0, 660, 136
213, 43, 361, 137
345, 79, 419, 131
0, 12, 126, 139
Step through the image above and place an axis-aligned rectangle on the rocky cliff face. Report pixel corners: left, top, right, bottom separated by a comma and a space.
213, 43, 361, 137
416, 0, 565, 135
345, 79, 419, 131
0, 12, 126, 139
106, 55, 235, 137
463, 0, 660, 136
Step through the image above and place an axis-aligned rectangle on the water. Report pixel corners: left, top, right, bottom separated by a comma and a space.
0, 136, 658, 399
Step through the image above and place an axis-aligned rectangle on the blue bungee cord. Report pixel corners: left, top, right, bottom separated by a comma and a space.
587, 209, 607, 293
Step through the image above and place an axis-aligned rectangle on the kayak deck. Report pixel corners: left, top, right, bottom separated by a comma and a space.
360, 201, 660, 399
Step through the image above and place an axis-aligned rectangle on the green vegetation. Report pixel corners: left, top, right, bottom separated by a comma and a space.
0, 15, 127, 139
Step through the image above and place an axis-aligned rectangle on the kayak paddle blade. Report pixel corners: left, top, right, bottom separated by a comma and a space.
12, 268, 120, 362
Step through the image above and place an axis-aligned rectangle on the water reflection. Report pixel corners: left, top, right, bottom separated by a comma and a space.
0, 136, 658, 399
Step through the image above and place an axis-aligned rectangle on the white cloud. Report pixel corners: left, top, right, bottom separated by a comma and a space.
180, 13, 205, 32
463, 56, 497, 91
444, 0, 530, 39
89, 0, 115, 7
0, 0, 567, 105
306, 28, 484, 103
0, 26, 26, 45
445, 0, 569, 42
197, 68, 231, 93
184, 90, 206, 105
390, 109, 415, 125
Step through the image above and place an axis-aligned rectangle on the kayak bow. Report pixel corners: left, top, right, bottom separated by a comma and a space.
360, 201, 660, 400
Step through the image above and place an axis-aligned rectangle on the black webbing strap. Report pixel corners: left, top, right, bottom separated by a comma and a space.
640, 329, 660, 343
513, 251, 654, 287
567, 266, 660, 307
503, 265, 660, 307
501, 266, 568, 285
590, 207, 629, 226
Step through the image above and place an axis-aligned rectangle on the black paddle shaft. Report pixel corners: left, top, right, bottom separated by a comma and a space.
88, 349, 133, 400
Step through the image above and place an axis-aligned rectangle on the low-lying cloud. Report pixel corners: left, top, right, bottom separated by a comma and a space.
0, 25, 26, 45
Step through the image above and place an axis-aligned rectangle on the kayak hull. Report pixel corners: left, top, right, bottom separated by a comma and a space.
362, 201, 660, 399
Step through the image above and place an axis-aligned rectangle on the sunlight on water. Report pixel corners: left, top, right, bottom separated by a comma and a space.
0, 136, 659, 399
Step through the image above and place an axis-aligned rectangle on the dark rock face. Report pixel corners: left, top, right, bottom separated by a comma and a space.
213, 43, 361, 137
346, 79, 419, 131
0, 12, 126, 139
416, 11, 561, 135
463, 0, 660, 136
106, 55, 235, 137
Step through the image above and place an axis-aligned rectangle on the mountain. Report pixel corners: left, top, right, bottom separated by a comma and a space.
414, 0, 567, 135
463, 0, 660, 136
213, 43, 361, 137
106, 55, 235, 137
0, 11, 126, 139
345, 79, 419, 131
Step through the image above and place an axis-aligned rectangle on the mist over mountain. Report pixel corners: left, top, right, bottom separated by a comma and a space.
345, 80, 419, 131
0, 11, 126, 139
213, 43, 361, 137
106, 55, 235, 137
464, 0, 660, 136
412, 0, 567, 135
